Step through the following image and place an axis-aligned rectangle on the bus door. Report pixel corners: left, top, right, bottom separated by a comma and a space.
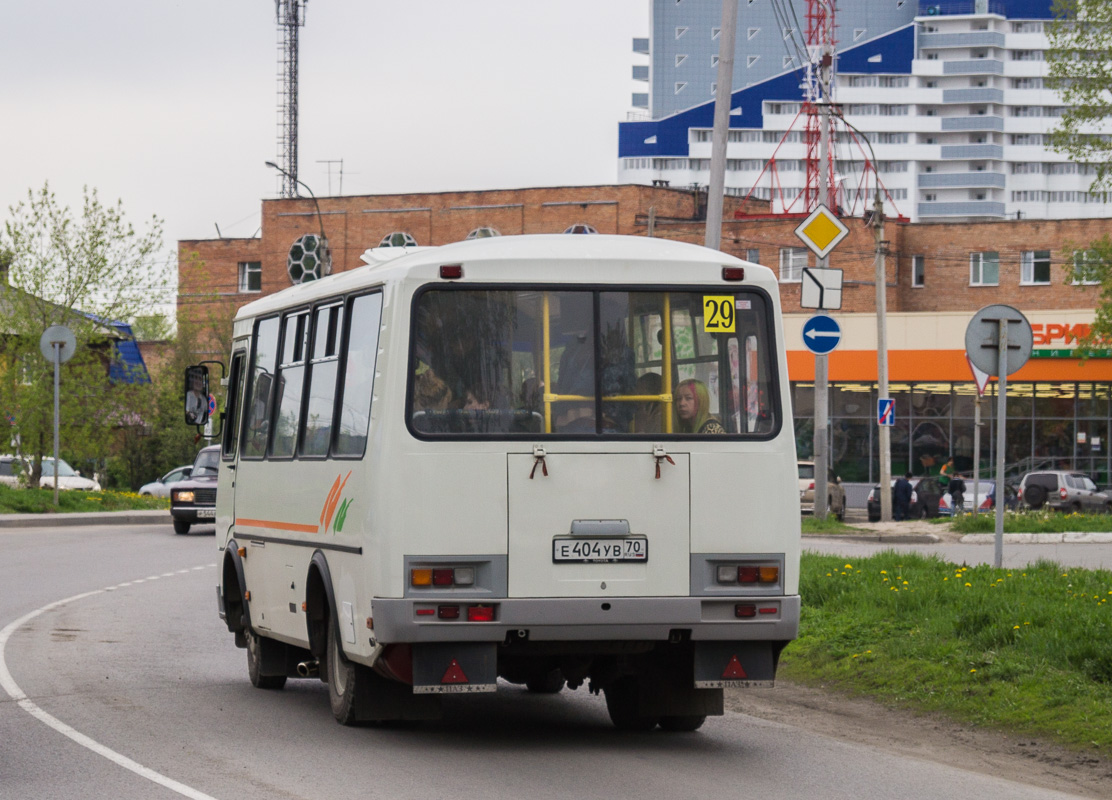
219, 348, 248, 542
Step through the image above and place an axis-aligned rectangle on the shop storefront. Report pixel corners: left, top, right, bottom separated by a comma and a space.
786, 311, 1112, 486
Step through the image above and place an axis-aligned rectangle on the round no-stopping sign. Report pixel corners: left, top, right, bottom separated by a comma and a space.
964, 304, 1033, 377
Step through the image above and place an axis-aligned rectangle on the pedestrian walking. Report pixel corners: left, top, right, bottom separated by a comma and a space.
893, 472, 913, 521
949, 473, 967, 517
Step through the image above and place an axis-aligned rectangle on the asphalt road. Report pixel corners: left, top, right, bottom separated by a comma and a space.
0, 522, 1095, 800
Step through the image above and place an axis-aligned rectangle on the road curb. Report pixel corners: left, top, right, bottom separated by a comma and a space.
803, 533, 941, 544
960, 532, 1112, 544
0, 510, 171, 529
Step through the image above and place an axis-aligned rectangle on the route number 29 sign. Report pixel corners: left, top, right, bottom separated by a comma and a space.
703, 295, 736, 333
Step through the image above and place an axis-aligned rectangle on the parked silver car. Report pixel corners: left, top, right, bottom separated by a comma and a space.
1017, 470, 1112, 513
138, 465, 193, 498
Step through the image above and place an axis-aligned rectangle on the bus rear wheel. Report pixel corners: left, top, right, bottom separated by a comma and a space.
604, 677, 659, 731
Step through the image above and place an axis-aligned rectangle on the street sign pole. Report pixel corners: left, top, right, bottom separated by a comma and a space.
53, 342, 61, 507
972, 393, 981, 518
814, 304, 829, 519
994, 319, 1008, 568
965, 305, 1032, 570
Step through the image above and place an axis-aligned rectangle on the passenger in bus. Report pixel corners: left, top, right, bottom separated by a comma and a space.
632, 371, 663, 433
675, 379, 725, 435
413, 361, 453, 411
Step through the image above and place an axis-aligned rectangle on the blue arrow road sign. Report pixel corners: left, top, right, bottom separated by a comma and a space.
802, 315, 842, 356
878, 398, 895, 427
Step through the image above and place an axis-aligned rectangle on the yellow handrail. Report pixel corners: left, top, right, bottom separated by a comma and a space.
542, 292, 552, 433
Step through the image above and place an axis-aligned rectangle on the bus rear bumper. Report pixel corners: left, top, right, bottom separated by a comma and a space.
371, 595, 799, 644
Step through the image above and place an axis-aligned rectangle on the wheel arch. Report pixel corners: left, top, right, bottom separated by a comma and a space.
221, 540, 250, 635
305, 550, 338, 661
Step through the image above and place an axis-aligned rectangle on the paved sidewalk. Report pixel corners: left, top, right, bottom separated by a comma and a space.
0, 509, 170, 529
809, 518, 1112, 545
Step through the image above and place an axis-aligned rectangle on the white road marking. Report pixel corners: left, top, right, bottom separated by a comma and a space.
0, 566, 220, 800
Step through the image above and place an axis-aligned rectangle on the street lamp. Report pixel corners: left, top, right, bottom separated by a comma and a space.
265, 160, 331, 277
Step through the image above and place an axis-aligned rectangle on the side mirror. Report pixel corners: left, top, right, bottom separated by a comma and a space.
185, 366, 211, 426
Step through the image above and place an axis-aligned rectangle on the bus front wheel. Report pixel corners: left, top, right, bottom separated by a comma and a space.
246, 629, 287, 690
327, 619, 365, 725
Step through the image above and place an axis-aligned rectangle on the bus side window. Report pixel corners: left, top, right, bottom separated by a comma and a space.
242, 317, 280, 459
334, 292, 383, 456
301, 303, 344, 457
271, 311, 309, 458
222, 351, 246, 459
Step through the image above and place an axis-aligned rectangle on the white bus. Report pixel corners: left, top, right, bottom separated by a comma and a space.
191, 234, 800, 731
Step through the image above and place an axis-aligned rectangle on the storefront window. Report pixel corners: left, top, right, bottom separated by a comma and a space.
1006, 383, 1034, 418
831, 384, 872, 417
1034, 383, 1074, 418
831, 419, 872, 482
911, 383, 951, 419
1078, 383, 1108, 419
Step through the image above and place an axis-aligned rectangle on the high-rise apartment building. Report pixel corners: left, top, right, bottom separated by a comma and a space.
620, 0, 1111, 222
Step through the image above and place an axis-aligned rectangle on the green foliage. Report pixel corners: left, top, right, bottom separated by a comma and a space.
1047, 0, 1112, 191
0, 183, 168, 479
0, 484, 167, 513
784, 552, 1112, 753
110, 249, 234, 490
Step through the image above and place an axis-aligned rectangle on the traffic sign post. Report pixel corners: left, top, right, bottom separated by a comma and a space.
803, 314, 841, 518
964, 305, 1033, 567
39, 325, 76, 507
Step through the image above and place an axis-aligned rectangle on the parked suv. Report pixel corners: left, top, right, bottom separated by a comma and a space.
170, 446, 220, 534
1018, 470, 1112, 513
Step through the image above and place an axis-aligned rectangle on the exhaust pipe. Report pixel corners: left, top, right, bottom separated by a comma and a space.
297, 659, 319, 678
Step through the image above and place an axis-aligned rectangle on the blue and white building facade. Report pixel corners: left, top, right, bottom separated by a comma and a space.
620, 0, 1110, 223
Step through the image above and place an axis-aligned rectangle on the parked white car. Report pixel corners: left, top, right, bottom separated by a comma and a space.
38, 457, 101, 491
139, 465, 192, 498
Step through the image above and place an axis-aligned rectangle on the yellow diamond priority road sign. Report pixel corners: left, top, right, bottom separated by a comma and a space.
794, 204, 849, 260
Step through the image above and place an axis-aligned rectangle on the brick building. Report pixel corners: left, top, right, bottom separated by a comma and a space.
178, 183, 1112, 485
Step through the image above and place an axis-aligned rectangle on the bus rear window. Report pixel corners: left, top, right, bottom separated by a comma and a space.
408, 288, 779, 438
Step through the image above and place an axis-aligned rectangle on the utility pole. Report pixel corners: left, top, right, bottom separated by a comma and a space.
873, 187, 892, 522
705, 0, 737, 250
813, 15, 835, 519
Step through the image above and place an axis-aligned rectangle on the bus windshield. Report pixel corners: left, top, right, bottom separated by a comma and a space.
409, 287, 779, 437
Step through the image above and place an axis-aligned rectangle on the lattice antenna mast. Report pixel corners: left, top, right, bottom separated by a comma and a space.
802, 0, 837, 213
275, 0, 307, 199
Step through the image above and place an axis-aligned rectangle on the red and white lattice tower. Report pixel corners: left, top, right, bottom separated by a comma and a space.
801, 0, 838, 213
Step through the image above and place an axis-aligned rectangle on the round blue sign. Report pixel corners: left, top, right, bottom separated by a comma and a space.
207, 394, 217, 415
802, 315, 842, 356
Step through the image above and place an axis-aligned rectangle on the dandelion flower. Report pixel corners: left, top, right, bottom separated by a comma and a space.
970, 669, 977, 673
1013, 625, 1020, 630
845, 564, 853, 569
880, 570, 887, 575
965, 582, 972, 587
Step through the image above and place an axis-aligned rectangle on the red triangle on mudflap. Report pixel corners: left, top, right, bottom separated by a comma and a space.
441, 658, 469, 684
722, 655, 748, 679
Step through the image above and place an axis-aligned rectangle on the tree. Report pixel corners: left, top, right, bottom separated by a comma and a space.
1046, 0, 1112, 191
0, 183, 168, 482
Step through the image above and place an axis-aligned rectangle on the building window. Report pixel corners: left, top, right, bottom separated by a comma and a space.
1073, 250, 1103, 285
1020, 250, 1051, 285
675, 54, 688, 67
970, 252, 999, 286
779, 247, 808, 283
675, 26, 688, 39
745, 248, 760, 264
747, 55, 760, 68
238, 261, 262, 293
748, 27, 760, 40
912, 255, 925, 288
674, 82, 687, 94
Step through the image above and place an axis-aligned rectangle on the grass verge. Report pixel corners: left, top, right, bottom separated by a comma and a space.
0, 485, 169, 514
950, 509, 1112, 534
800, 516, 860, 535
782, 551, 1112, 754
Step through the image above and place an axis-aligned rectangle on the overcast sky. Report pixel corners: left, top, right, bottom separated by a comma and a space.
4, 1, 647, 304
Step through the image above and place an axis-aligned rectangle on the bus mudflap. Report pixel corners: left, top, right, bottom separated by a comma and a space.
412, 643, 498, 694
694, 641, 779, 688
